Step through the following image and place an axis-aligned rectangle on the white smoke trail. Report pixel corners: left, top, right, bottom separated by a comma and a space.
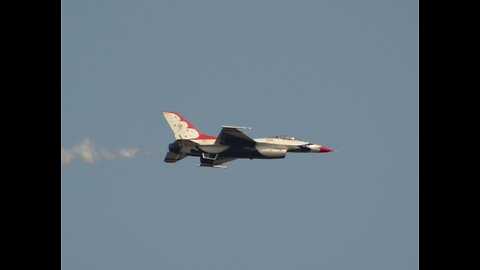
61, 138, 140, 166
119, 148, 139, 159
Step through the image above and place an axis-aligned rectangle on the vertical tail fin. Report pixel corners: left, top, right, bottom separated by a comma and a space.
162, 111, 216, 140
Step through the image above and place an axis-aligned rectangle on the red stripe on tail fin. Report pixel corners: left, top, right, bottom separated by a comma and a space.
163, 111, 217, 140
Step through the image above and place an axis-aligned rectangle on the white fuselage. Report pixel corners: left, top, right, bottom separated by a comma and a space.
194, 137, 324, 155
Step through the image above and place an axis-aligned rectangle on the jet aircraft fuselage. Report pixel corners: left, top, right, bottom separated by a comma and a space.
163, 111, 332, 168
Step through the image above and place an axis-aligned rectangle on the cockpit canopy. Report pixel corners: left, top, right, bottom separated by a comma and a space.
269, 135, 296, 141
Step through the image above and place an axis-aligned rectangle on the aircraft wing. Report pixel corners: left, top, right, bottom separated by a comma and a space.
215, 126, 256, 146
164, 152, 187, 163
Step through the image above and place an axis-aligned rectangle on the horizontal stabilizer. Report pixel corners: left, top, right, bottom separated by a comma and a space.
164, 152, 187, 163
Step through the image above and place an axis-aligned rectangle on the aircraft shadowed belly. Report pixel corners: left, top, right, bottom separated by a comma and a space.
221, 146, 262, 159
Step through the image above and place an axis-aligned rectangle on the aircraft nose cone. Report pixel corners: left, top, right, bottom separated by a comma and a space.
319, 146, 333, 152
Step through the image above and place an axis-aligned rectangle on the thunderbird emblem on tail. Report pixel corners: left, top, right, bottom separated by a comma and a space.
163, 111, 333, 168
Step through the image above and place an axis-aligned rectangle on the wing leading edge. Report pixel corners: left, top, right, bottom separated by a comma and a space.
198, 126, 254, 167
215, 126, 256, 147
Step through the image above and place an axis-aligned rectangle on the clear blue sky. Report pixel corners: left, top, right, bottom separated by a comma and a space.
61, 0, 418, 269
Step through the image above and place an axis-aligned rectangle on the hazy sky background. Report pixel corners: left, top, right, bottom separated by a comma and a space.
61, 0, 418, 269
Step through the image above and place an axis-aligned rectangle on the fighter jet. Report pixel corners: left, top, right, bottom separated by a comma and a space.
163, 111, 333, 168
